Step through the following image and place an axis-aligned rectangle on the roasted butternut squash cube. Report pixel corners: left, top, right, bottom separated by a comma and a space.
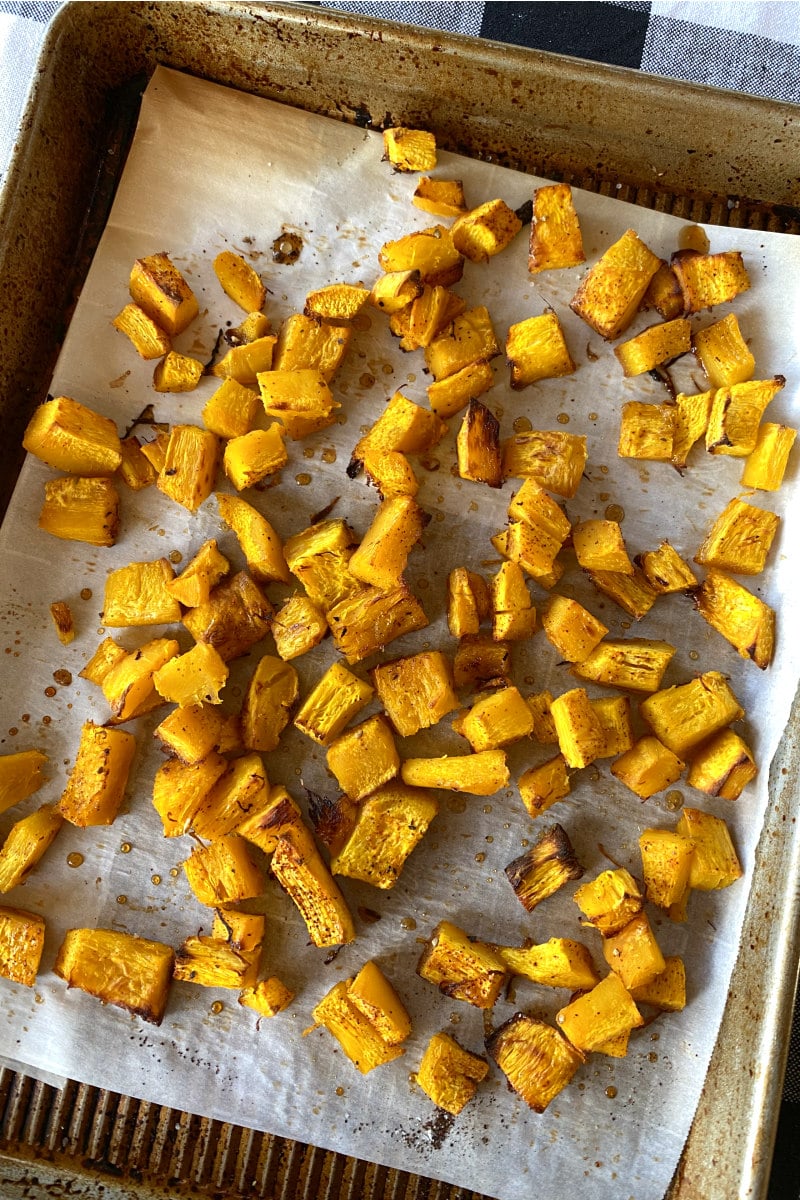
382, 126, 436, 171
693, 569, 775, 669
153, 704, 228, 766
112, 303, 172, 358
271, 594, 327, 661
505, 823, 584, 912
151, 752, 227, 837
184, 835, 264, 906
214, 250, 266, 312
610, 736, 684, 800
24, 395, 122, 476
416, 1031, 488, 1115
158, 424, 220, 512
361, 448, 419, 500
670, 388, 714, 470
639, 828, 695, 909
182, 571, 273, 662
372, 651, 458, 738
349, 495, 428, 590
573, 520, 633, 574
540, 595, 607, 662
452, 634, 510, 691
350, 392, 447, 470
240, 655, 298, 752
152, 351, 204, 393
556, 971, 643, 1052
451, 198, 522, 262
639, 671, 744, 757
687, 729, 757, 799
705, 376, 784, 457
490, 561, 536, 641
670, 247, 750, 313
618, 402, 675, 460
55, 927, 173, 1021
637, 542, 697, 594
211, 908, 266, 952
412, 177, 467, 217
591, 695, 635, 758
239, 977, 294, 1017
271, 830, 356, 947
305, 283, 370, 323
223, 425, 288, 491
401, 749, 509, 796
103, 558, 181, 627
614, 317, 691, 377
273, 314, 352, 381
118, 436, 157, 491
424, 306, 500, 381
603, 912, 666, 990
192, 753, 268, 841
369, 268, 423, 314
216, 493, 290, 585
390, 284, 464, 351
427, 359, 494, 420
153, 642, 228, 708
212, 335, 277, 384
166, 539, 230, 609
257, 367, 339, 439
501, 429, 587, 497
570, 228, 661, 340
349, 959, 412, 1046
496, 937, 600, 991
139, 430, 169, 474
130, 252, 198, 336
284, 518, 359, 611
456, 399, 502, 487
571, 637, 675, 695
58, 723, 135, 827
331, 783, 438, 889
518, 754, 571, 819
587, 566, 658, 621
312, 969, 407, 1072
447, 566, 489, 638
202, 378, 260, 440
173, 936, 260, 990
378, 224, 463, 288
528, 182, 585, 273
677, 807, 743, 890
327, 584, 428, 664
460, 686, 534, 752
501, 519, 563, 582
326, 715, 399, 801
526, 691, 558, 744
0, 906, 45, 986
0, 750, 47, 816
694, 496, 779, 576
508, 478, 571, 540
549, 688, 606, 769
629, 956, 686, 1011
294, 661, 373, 745
643, 260, 683, 320
97, 636, 179, 722
574, 867, 643, 936
693, 312, 755, 387
417, 919, 507, 1008
741, 422, 796, 491
237, 785, 316, 857
487, 1014, 585, 1111
38, 476, 120, 548
506, 311, 576, 388
0, 805, 62, 893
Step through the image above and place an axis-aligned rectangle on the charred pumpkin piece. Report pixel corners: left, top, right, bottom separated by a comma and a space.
642, 260, 683, 320
401, 749, 509, 796
112, 303, 172, 359
239, 977, 295, 1017
540, 595, 607, 663
506, 311, 576, 388
618, 402, 675, 461
671, 388, 714, 469
378, 224, 463, 288
327, 583, 428, 665
130, 252, 198, 336
639, 828, 695, 910
528, 182, 585, 273
294, 661, 373, 745
382, 126, 436, 171
158, 424, 220, 513
453, 400, 501, 488
326, 715, 399, 802
610, 736, 684, 800
331, 783, 438, 889
237, 786, 316, 857
0, 750, 47, 817
705, 376, 784, 457
202, 378, 260, 440
417, 919, 507, 1008
0, 805, 63, 893
570, 228, 660, 340
693, 312, 755, 388
412, 177, 467, 217
451, 198, 522, 262
153, 704, 229, 766
639, 671, 744, 757
415, 1031, 488, 1115
686, 729, 757, 799
184, 835, 265, 906
637, 542, 697, 594
587, 566, 658, 621
670, 247, 750, 313
496, 937, 600, 991
174, 936, 260, 990
427, 359, 494, 420
602, 912, 667, 990
24, 395, 122, 476
192, 754, 268, 841
556, 971, 643, 1053
272, 314, 352, 381
518, 755, 571, 819
505, 823, 584, 912
501, 429, 587, 497
677, 806, 743, 890
271, 594, 327, 661
694, 496, 779, 576
55, 927, 173, 1022
166, 539, 230, 609
741, 422, 796, 491
574, 868, 643, 936
182, 571, 273, 662
212, 335, 277, 384
372, 650, 458, 738
614, 317, 691, 377
152, 351, 204, 393
694, 571, 775, 669
270, 830, 356, 947
487, 1013, 585, 1111
452, 634, 510, 691
49, 600, 75, 645
424, 306, 500, 382
58, 723, 135, 828
38, 476, 120, 548
629, 956, 686, 1012
214, 250, 266, 312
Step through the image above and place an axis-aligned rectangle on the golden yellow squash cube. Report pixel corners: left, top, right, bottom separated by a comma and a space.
23, 395, 122, 476
506, 311, 576, 388
496, 937, 599, 990
378, 224, 463, 288
456, 399, 502, 487
153, 642, 228, 708
639, 828, 695, 910
239, 977, 294, 1017
38, 476, 119, 548
0, 749, 47, 817
451, 198, 522, 262
740, 422, 796, 491
610, 736, 684, 800
501, 429, 587, 497
326, 715, 399, 802
191, 754, 268, 841
202, 378, 260, 440
283, 518, 359, 611
294, 661, 373, 745
183, 835, 265, 906
541, 594, 607, 662
413, 177, 467, 217
602, 911, 666, 990
637, 542, 697, 594
677, 806, 743, 890
173, 936, 260, 990
671, 247, 750, 313
257, 367, 339, 439
0, 805, 62, 893
401, 749, 509, 796
327, 584, 429, 664
151, 753, 227, 837
271, 594, 327, 661
427, 359, 495, 420
129, 251, 198, 336
424, 306, 500, 381
460, 686, 534, 752
216, 492, 291, 585
182, 571, 273, 662
556, 971, 643, 1052
331, 783, 438, 889
630, 956, 686, 1012
571, 637, 674, 694
240, 654, 298, 753
518, 755, 571, 819
349, 495, 428, 590
687, 729, 757, 800
103, 558, 182, 627
639, 671, 744, 756
372, 650, 458, 738
693, 312, 755, 388
694, 496, 779, 576
694, 569, 775, 669
213, 250, 266, 312
152, 350, 204, 393
157, 424, 220, 512
705, 376, 784, 457
570, 228, 660, 340
0, 906, 46, 987
55, 927, 173, 1022
112, 303, 172, 359
528, 182, 585, 273
574, 867, 643, 936
166, 539, 230, 609
153, 704, 229, 766
614, 317, 691, 377
618, 402, 675, 461
416, 1031, 489, 1115
58, 722, 136, 828
417, 920, 507, 1009
487, 1014, 585, 1111
383, 126, 436, 171
549, 687, 606, 769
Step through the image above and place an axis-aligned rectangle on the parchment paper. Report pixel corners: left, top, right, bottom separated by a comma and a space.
0, 67, 799, 1200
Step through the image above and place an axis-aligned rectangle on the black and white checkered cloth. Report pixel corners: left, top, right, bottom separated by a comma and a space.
1, 1, 799, 1195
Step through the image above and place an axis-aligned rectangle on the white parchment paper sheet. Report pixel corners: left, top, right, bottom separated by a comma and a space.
0, 67, 799, 1200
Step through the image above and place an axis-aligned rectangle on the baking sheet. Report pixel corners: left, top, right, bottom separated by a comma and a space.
0, 66, 798, 1200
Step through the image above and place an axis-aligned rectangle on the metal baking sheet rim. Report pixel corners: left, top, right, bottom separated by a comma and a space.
0, 4, 799, 1199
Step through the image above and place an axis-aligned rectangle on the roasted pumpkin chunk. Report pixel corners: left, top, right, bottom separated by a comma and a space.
415, 1031, 489, 1115
487, 1014, 585, 1112
55, 927, 174, 1023
331, 783, 438, 889
417, 919, 507, 1008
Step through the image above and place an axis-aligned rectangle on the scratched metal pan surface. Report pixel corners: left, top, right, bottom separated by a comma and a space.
0, 4, 798, 1199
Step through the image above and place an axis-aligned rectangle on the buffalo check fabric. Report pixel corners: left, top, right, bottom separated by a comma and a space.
1, 2, 799, 1198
